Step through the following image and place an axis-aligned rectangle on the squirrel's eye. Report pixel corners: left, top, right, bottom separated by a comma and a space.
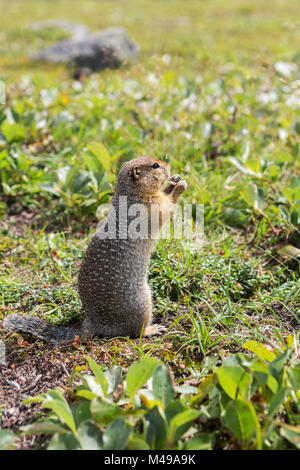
151, 163, 160, 169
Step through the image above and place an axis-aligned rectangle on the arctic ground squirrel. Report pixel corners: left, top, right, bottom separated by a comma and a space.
4, 156, 187, 343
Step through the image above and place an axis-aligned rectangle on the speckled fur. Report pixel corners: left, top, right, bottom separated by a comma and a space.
4, 156, 187, 343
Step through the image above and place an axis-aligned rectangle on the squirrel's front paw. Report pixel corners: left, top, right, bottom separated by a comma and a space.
163, 175, 187, 199
168, 174, 182, 185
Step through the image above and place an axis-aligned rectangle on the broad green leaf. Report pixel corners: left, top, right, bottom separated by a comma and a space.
102, 418, 131, 450
267, 388, 288, 418
191, 373, 217, 404
175, 385, 198, 395
86, 142, 111, 172
74, 401, 91, 426
145, 406, 168, 449
76, 421, 103, 450
183, 433, 215, 450
280, 426, 300, 449
0, 429, 15, 449
139, 389, 163, 410
57, 166, 71, 185
215, 366, 250, 399
228, 156, 261, 177
249, 358, 278, 393
222, 400, 256, 445
127, 436, 150, 450
76, 389, 99, 401
152, 364, 174, 408
126, 357, 158, 400
269, 349, 292, 378
243, 340, 276, 362
41, 391, 77, 434
86, 356, 108, 396
127, 125, 141, 140
169, 408, 200, 442
21, 420, 64, 435
277, 245, 300, 259
104, 365, 122, 394
240, 183, 264, 211
1, 120, 26, 143
165, 400, 185, 424
48, 431, 81, 450
78, 374, 105, 398
90, 398, 122, 424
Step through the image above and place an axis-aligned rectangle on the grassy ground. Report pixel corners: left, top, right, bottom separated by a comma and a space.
0, 0, 299, 450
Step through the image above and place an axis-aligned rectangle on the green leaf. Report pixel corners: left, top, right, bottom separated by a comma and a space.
0, 429, 15, 449
127, 125, 141, 140
165, 400, 185, 423
280, 425, 300, 449
126, 357, 158, 400
277, 245, 300, 259
86, 356, 108, 397
228, 156, 261, 177
102, 418, 131, 450
183, 433, 216, 450
90, 398, 122, 424
169, 408, 200, 442
267, 388, 288, 418
48, 431, 81, 450
152, 364, 174, 408
191, 373, 217, 404
41, 390, 77, 434
76, 421, 103, 450
215, 366, 250, 399
139, 389, 163, 410
145, 406, 168, 449
127, 435, 150, 450
86, 142, 111, 172
104, 365, 122, 394
243, 340, 276, 362
76, 389, 99, 401
78, 374, 105, 398
222, 400, 257, 445
74, 401, 91, 426
1, 120, 26, 143
21, 420, 64, 435
249, 358, 278, 393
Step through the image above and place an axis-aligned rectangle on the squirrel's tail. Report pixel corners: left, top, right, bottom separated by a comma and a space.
3, 315, 81, 344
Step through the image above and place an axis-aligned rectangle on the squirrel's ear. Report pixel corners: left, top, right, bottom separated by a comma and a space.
130, 167, 141, 180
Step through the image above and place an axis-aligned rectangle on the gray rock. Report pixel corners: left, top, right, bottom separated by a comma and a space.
29, 20, 90, 39
32, 27, 139, 71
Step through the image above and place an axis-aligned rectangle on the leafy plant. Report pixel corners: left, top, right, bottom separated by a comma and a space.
20, 341, 300, 450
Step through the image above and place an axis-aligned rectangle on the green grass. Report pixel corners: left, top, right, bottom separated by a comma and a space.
0, 0, 299, 450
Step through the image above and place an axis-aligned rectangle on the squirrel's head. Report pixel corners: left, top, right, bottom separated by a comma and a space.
116, 156, 170, 197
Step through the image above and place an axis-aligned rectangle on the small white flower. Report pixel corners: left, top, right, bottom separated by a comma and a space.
72, 81, 83, 91
162, 54, 171, 65
36, 119, 47, 129
182, 131, 192, 140
114, 119, 123, 130
202, 123, 211, 139
101, 119, 108, 131
274, 61, 298, 77
278, 128, 288, 140
257, 90, 278, 104
286, 93, 300, 108
147, 73, 160, 86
